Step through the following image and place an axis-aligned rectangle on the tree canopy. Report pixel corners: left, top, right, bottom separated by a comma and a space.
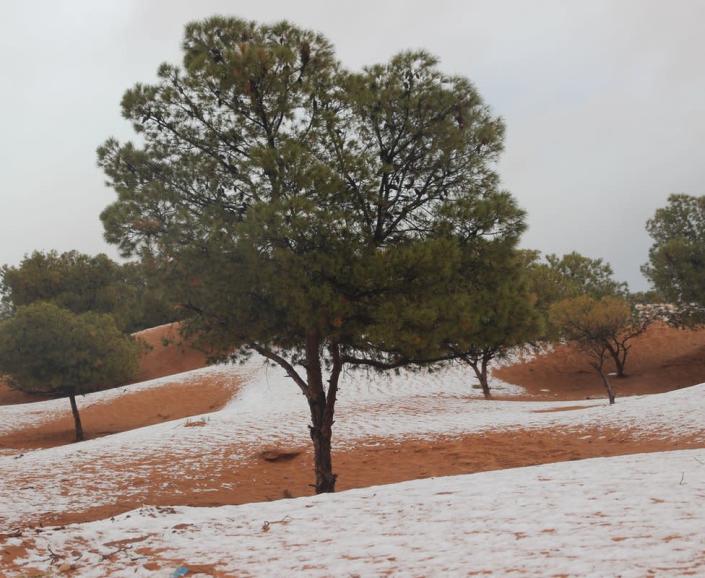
98, 17, 526, 492
643, 194, 705, 323
0, 302, 140, 440
435, 246, 541, 398
549, 295, 650, 403
524, 250, 627, 339
0, 250, 177, 332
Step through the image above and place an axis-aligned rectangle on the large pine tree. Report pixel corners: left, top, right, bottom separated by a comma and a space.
98, 17, 525, 493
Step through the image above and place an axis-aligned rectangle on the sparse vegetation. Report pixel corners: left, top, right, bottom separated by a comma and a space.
549, 295, 652, 404
3, 6, 705, 576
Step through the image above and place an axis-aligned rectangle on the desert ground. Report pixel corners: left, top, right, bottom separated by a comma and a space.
2, 322, 705, 576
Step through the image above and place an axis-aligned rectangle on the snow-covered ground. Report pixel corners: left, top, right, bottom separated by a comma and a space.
0, 363, 245, 438
8, 448, 705, 577
1, 357, 705, 529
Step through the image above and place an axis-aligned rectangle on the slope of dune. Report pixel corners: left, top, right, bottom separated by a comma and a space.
0, 373, 239, 451
132, 323, 208, 382
0, 323, 234, 454
0, 381, 46, 405
2, 323, 705, 576
4, 321, 704, 411
7, 448, 705, 577
2, 356, 704, 532
495, 322, 705, 399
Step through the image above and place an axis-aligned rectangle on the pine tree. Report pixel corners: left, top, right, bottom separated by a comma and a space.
442, 247, 541, 398
0, 250, 178, 332
643, 194, 705, 325
97, 17, 524, 493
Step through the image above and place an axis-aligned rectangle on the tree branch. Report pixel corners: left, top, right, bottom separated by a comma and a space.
249, 342, 309, 395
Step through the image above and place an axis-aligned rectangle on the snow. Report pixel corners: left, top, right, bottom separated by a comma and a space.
1, 356, 705, 529
8, 448, 705, 577
0, 363, 243, 438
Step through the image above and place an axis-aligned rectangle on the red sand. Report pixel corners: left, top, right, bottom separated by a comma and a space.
4, 425, 703, 532
132, 323, 208, 382
0, 375, 239, 451
495, 322, 705, 400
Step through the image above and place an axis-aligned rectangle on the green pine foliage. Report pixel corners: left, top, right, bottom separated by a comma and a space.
439, 247, 542, 398
0, 302, 140, 440
0, 251, 178, 332
643, 194, 705, 324
524, 250, 627, 340
97, 17, 526, 492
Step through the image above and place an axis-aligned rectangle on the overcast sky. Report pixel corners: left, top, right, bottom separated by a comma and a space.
1, 0, 704, 290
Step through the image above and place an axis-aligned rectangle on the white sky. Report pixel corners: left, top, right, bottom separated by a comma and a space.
1, 0, 704, 290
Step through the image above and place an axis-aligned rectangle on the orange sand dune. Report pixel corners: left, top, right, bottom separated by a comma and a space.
132, 323, 208, 382
1, 322, 705, 536
495, 322, 705, 400
0, 323, 227, 450
0, 374, 239, 451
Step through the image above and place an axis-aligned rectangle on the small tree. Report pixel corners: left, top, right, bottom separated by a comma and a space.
549, 295, 650, 404
439, 249, 541, 398
525, 251, 628, 341
0, 302, 140, 440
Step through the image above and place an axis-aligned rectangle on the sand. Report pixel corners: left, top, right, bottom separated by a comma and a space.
495, 321, 705, 399
2, 320, 705, 535
4, 425, 703, 530
0, 375, 238, 450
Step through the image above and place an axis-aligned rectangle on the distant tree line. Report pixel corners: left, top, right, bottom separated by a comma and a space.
0, 250, 177, 332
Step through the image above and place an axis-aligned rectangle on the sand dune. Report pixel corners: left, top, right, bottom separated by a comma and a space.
7, 448, 705, 577
2, 322, 705, 575
495, 321, 705, 399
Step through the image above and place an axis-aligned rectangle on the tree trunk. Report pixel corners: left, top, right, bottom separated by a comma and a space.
250, 336, 342, 494
616, 347, 628, 378
607, 343, 627, 378
480, 357, 491, 399
469, 360, 491, 399
307, 396, 337, 493
304, 332, 340, 494
597, 369, 616, 405
69, 393, 84, 441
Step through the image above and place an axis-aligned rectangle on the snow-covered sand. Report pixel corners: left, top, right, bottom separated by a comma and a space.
2, 357, 705, 529
8, 448, 705, 577
0, 363, 242, 438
